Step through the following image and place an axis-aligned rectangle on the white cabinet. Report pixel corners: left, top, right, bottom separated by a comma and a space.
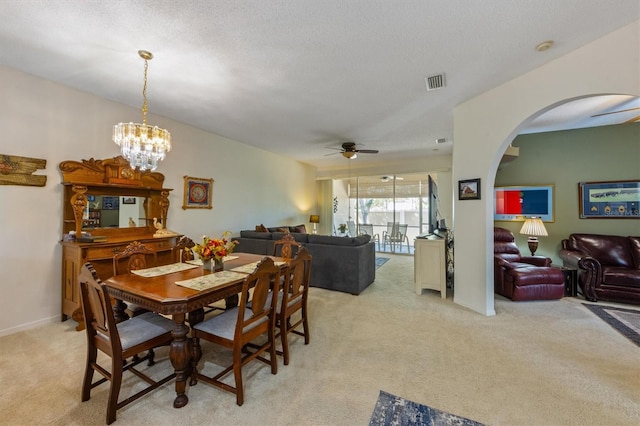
414, 237, 446, 298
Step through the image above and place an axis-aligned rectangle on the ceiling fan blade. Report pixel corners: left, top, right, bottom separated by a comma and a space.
355, 149, 379, 154
591, 107, 640, 118
324, 151, 342, 156
623, 115, 640, 124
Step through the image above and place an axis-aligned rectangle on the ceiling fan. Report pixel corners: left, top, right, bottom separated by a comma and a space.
326, 142, 379, 159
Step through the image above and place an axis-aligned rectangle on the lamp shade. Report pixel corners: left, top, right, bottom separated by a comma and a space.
519, 217, 548, 237
309, 215, 320, 224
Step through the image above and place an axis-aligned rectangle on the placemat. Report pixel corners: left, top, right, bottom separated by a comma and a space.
175, 270, 248, 291
185, 255, 239, 266
131, 262, 199, 278
230, 260, 288, 274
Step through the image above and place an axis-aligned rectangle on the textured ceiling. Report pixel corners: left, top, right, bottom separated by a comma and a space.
0, 1, 638, 172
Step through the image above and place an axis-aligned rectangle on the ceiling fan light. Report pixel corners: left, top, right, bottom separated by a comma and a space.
343, 151, 356, 159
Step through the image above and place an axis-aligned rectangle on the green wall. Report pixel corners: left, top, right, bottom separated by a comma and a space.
495, 123, 640, 263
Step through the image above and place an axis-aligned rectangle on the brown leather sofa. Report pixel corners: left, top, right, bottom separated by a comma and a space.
494, 227, 565, 301
559, 234, 640, 305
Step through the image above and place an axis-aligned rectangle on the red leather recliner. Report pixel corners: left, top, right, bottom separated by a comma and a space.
494, 227, 565, 301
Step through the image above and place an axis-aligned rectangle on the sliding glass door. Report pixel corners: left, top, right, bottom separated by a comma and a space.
333, 173, 433, 255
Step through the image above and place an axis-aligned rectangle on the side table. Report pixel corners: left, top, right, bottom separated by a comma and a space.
553, 264, 578, 297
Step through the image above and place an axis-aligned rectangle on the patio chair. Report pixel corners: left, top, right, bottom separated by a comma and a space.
382, 223, 409, 252
358, 224, 380, 250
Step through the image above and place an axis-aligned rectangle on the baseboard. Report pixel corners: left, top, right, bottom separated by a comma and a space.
0, 315, 60, 338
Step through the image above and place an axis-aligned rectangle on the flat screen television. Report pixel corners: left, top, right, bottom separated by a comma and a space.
428, 175, 439, 234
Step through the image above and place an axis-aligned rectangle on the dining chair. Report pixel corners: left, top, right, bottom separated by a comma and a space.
172, 235, 195, 263
113, 241, 158, 318
272, 233, 302, 259
78, 263, 176, 425
358, 224, 380, 250
190, 257, 281, 406
275, 247, 312, 365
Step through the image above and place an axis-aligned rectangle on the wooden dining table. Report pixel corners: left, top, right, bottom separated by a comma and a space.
104, 252, 288, 409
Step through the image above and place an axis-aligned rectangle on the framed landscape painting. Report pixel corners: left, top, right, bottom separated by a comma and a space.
494, 184, 554, 222
579, 180, 640, 218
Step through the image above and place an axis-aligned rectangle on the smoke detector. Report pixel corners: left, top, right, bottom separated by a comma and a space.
425, 73, 446, 91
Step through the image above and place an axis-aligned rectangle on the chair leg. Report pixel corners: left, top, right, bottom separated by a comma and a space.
147, 349, 155, 366
280, 316, 290, 366
302, 307, 310, 345
269, 320, 278, 374
81, 346, 97, 402
232, 344, 244, 406
106, 356, 124, 425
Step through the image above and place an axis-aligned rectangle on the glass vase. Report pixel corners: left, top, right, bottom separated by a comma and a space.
202, 258, 213, 271
214, 257, 224, 272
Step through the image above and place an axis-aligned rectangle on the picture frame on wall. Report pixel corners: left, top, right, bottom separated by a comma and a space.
182, 176, 214, 209
122, 197, 136, 204
494, 184, 554, 222
458, 178, 481, 200
579, 180, 640, 218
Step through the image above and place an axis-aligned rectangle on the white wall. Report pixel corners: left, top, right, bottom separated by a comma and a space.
0, 66, 316, 336
452, 20, 640, 315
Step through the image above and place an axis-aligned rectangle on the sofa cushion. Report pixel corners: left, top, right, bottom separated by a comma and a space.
569, 234, 634, 267
307, 234, 371, 246
629, 237, 640, 269
240, 230, 273, 240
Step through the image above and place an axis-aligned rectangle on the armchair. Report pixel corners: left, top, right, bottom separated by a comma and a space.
494, 227, 565, 301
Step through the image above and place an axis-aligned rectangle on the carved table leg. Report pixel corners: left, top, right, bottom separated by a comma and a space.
188, 308, 204, 386
225, 294, 239, 309
170, 313, 191, 408
112, 299, 130, 323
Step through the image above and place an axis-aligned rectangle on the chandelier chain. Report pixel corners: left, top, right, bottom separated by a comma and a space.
141, 59, 148, 125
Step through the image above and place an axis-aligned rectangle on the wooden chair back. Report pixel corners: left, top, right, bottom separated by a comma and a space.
238, 257, 281, 342
273, 233, 302, 259
173, 235, 195, 263
112, 241, 157, 276
79, 262, 121, 354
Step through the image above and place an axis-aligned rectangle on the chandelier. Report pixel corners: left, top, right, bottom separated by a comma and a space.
113, 50, 171, 171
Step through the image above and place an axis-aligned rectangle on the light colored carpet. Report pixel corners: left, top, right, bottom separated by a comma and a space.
1, 254, 639, 425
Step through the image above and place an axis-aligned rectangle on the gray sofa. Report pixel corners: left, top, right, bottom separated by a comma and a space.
232, 230, 376, 295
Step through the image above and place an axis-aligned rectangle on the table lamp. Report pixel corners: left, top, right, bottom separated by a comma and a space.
519, 216, 548, 256
309, 215, 320, 234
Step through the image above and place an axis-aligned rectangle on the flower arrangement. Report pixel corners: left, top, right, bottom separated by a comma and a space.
192, 232, 238, 261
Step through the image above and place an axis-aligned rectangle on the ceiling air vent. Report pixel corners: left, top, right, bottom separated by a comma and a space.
436, 138, 447, 144
425, 73, 446, 91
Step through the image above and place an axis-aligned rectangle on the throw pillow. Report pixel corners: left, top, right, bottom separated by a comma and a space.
255, 224, 269, 232
277, 227, 290, 233
292, 224, 307, 234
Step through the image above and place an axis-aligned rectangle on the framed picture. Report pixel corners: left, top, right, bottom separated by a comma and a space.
458, 178, 481, 200
182, 176, 213, 209
122, 197, 136, 204
102, 196, 119, 210
579, 180, 640, 219
494, 184, 554, 222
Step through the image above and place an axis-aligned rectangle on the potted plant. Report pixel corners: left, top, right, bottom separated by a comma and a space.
338, 223, 348, 235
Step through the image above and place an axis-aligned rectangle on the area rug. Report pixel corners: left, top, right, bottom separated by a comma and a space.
583, 303, 640, 347
376, 257, 390, 270
369, 390, 484, 426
